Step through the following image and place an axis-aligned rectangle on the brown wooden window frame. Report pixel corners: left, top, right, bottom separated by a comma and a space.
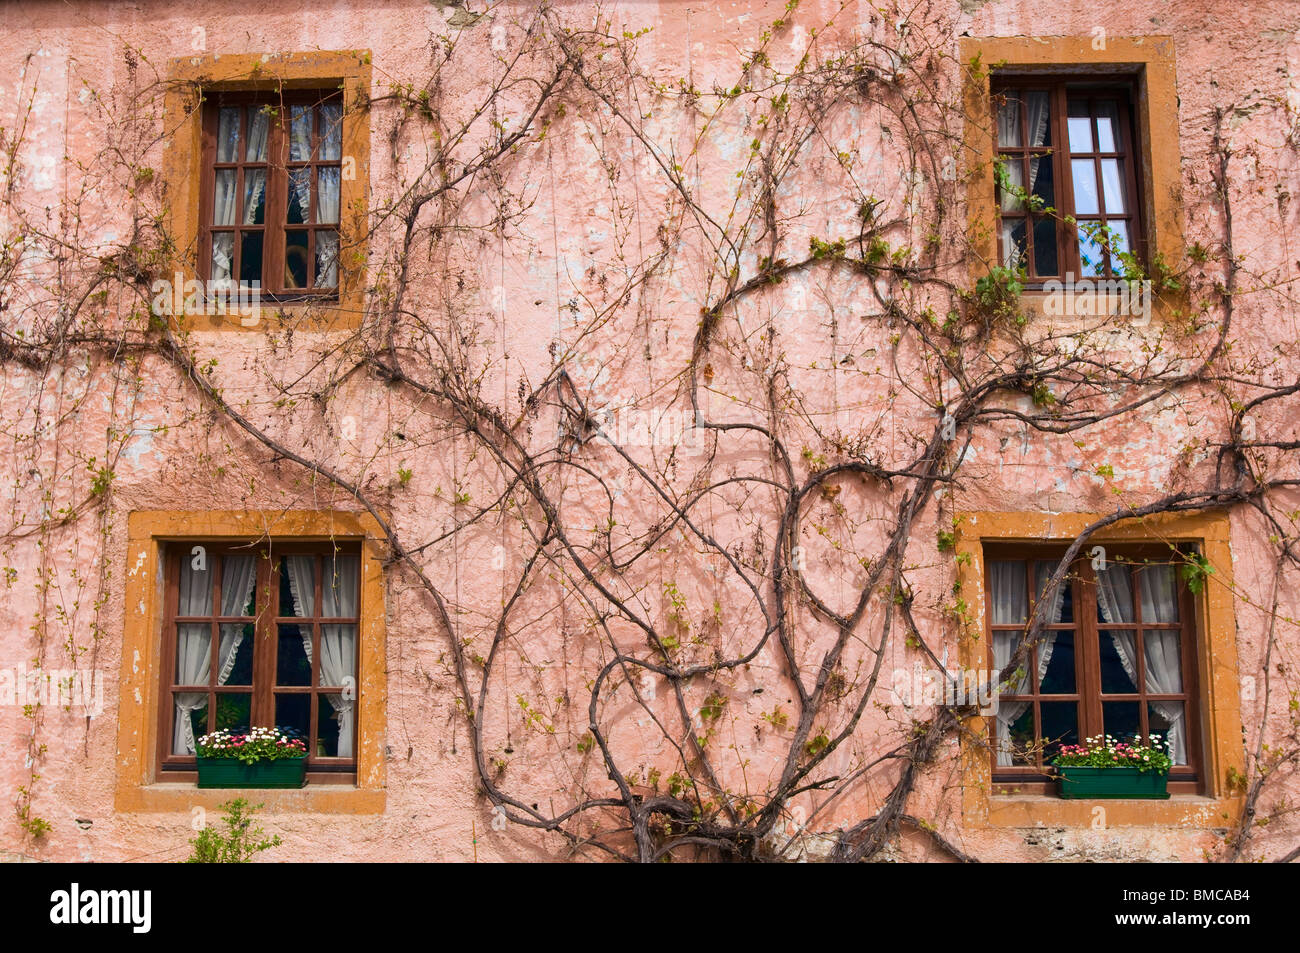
157, 540, 360, 784
983, 543, 1202, 796
991, 76, 1147, 287
198, 89, 344, 301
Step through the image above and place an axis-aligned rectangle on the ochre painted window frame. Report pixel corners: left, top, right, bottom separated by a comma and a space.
961, 36, 1185, 322
116, 510, 387, 814
955, 511, 1245, 829
162, 51, 370, 331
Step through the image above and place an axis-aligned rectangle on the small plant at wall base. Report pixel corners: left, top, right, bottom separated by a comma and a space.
185, 798, 282, 863
195, 726, 309, 789
1053, 735, 1173, 800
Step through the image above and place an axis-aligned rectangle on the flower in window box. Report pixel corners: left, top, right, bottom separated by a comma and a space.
196, 726, 308, 789
1052, 734, 1172, 800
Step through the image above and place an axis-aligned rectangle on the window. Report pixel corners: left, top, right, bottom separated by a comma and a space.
163, 52, 370, 330
200, 92, 343, 297
992, 79, 1145, 282
159, 542, 360, 775
983, 545, 1200, 792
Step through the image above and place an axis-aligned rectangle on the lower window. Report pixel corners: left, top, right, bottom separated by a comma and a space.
158, 541, 360, 778
983, 544, 1201, 792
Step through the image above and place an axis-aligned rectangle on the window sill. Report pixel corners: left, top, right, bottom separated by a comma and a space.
119, 781, 384, 814
171, 299, 358, 332
983, 792, 1241, 829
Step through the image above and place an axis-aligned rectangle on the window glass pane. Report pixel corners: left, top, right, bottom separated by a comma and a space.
1077, 224, 1104, 276
220, 555, 256, 615
275, 692, 311, 738
316, 230, 339, 288
1099, 629, 1139, 693
1000, 219, 1027, 271
989, 561, 1028, 624
213, 169, 237, 226
1001, 705, 1036, 766
317, 623, 357, 687
285, 230, 310, 288
319, 102, 343, 160
239, 231, 263, 284
219, 622, 254, 686
1071, 159, 1099, 214
178, 557, 213, 616
1067, 99, 1093, 152
1039, 701, 1079, 761
174, 696, 208, 754
1101, 700, 1141, 743
1095, 101, 1120, 152
1032, 219, 1058, 277
176, 624, 211, 682
1100, 158, 1125, 214
1143, 630, 1183, 693
1034, 561, 1072, 623
214, 692, 251, 730
216, 107, 240, 163
317, 167, 340, 224
287, 167, 311, 224
281, 556, 317, 616
996, 96, 1021, 147
1028, 156, 1053, 210
323, 553, 361, 613
245, 107, 269, 162
241, 169, 266, 225
992, 631, 1031, 694
317, 695, 349, 756
1139, 565, 1179, 623
1097, 561, 1138, 629
1038, 630, 1075, 693
289, 105, 312, 162
1148, 701, 1186, 764
277, 623, 313, 686
211, 233, 234, 282
998, 160, 1024, 212
1025, 91, 1050, 147
1107, 221, 1130, 273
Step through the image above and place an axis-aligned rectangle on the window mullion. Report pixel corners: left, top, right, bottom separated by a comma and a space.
1054, 83, 1076, 279
199, 105, 216, 283
1079, 557, 1103, 742
252, 552, 273, 727
266, 110, 287, 295
310, 553, 323, 760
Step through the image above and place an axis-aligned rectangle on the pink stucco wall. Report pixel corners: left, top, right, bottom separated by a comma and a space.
1, 0, 1299, 861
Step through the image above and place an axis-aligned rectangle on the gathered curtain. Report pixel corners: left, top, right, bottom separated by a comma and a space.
996, 92, 1051, 205
1095, 564, 1185, 763
173, 555, 256, 755
991, 561, 1066, 766
285, 555, 359, 757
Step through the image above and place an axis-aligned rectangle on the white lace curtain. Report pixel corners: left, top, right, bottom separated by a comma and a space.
1096, 564, 1186, 763
211, 109, 269, 228
991, 561, 1066, 766
285, 555, 359, 757
996, 92, 1051, 208
173, 555, 256, 755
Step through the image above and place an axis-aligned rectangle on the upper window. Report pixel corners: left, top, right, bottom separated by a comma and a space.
159, 542, 360, 775
200, 92, 343, 297
992, 79, 1145, 282
983, 545, 1200, 792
